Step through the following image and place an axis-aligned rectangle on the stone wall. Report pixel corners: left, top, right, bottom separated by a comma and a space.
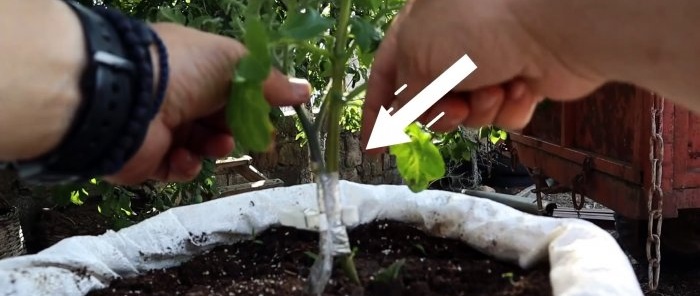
338, 131, 402, 185
248, 117, 313, 186
249, 117, 402, 186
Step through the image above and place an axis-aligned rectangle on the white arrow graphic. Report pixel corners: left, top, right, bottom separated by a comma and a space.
366, 54, 477, 150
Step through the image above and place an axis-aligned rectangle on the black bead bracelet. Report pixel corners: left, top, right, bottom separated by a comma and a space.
93, 6, 170, 175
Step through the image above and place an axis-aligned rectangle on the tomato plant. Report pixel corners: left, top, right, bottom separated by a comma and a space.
50, 1, 510, 293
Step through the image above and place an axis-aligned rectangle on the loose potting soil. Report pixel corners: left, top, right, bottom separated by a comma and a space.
89, 220, 552, 296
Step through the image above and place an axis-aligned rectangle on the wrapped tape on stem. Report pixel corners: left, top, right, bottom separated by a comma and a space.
306, 173, 350, 295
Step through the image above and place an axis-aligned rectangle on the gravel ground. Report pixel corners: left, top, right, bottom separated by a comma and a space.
538, 192, 607, 209
493, 185, 606, 210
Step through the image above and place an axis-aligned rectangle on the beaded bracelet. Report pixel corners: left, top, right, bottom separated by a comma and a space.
93, 6, 170, 174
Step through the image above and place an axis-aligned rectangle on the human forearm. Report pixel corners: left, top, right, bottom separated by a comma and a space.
0, 0, 85, 161
510, 0, 700, 109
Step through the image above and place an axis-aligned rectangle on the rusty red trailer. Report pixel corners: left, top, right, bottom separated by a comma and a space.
508, 83, 700, 263
509, 83, 700, 219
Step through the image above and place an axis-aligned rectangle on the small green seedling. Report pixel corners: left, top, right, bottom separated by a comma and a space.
502, 272, 517, 285
373, 259, 406, 283
340, 247, 361, 285
413, 243, 427, 256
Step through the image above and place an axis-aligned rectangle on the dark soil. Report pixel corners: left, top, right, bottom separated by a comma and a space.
89, 220, 552, 296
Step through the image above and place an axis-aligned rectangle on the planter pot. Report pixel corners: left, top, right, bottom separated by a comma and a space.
0, 181, 642, 295
0, 206, 26, 260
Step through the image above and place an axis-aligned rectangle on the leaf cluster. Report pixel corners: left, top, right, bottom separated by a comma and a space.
50, 159, 218, 229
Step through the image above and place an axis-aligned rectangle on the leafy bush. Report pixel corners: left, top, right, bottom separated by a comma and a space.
51, 158, 217, 228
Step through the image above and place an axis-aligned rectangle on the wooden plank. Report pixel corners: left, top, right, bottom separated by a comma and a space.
671, 104, 700, 188
568, 84, 640, 165
215, 156, 252, 171
510, 133, 641, 184
512, 139, 648, 218
234, 165, 267, 182
560, 102, 575, 147
218, 179, 284, 197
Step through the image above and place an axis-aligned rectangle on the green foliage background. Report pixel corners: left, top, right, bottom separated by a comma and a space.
54, 0, 508, 228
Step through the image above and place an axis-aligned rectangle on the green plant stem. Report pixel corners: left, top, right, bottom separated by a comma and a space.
325, 0, 361, 287
313, 82, 333, 132
324, 0, 352, 173
294, 105, 324, 168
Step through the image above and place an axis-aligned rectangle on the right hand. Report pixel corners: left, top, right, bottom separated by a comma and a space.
361, 0, 606, 152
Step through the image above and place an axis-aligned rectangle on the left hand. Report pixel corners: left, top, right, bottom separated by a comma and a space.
105, 23, 310, 185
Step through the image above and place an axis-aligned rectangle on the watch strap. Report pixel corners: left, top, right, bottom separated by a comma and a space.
14, 2, 136, 184
4, 2, 168, 185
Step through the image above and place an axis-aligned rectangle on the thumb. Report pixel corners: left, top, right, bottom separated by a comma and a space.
262, 69, 312, 106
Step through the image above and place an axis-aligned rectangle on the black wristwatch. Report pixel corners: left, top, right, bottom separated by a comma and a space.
0, 2, 168, 185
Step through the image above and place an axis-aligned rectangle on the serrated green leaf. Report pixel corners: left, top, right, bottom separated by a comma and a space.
350, 17, 381, 53
158, 7, 186, 24
228, 81, 274, 152
390, 124, 446, 192
236, 19, 271, 83
280, 8, 333, 40
227, 17, 274, 153
243, 18, 270, 62
236, 55, 271, 83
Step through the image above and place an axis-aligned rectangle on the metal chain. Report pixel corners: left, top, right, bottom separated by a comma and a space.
647, 96, 664, 291
505, 137, 519, 171
571, 189, 585, 211
571, 157, 593, 211
530, 168, 545, 213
